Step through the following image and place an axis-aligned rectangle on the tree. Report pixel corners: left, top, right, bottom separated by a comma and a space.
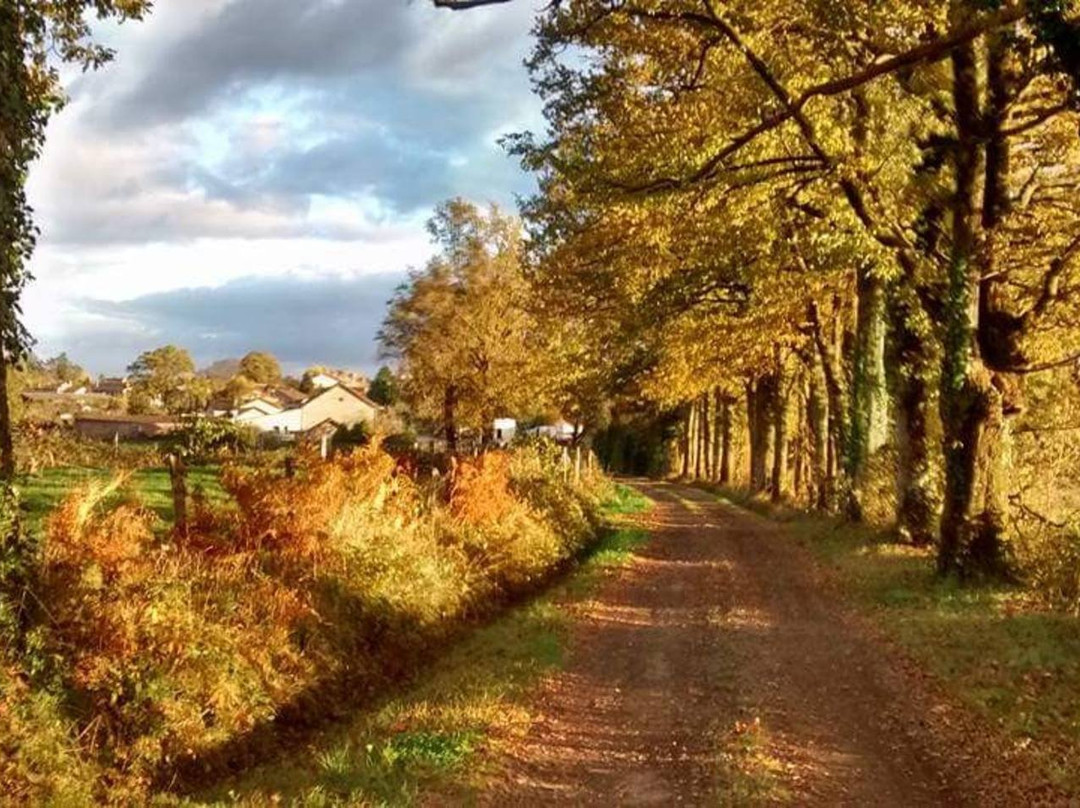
201, 357, 242, 380
0, 1, 150, 476
42, 353, 87, 385
515, 0, 1080, 576
380, 199, 546, 453
223, 374, 256, 408
300, 366, 327, 393
239, 351, 281, 385
367, 366, 399, 407
127, 345, 196, 413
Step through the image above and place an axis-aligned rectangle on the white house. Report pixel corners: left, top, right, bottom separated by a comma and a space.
237, 385, 380, 437
234, 396, 283, 420
530, 420, 578, 444
493, 418, 517, 446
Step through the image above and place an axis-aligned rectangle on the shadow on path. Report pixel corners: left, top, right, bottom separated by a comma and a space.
476, 481, 972, 807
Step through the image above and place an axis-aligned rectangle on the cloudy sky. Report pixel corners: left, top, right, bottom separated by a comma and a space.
24, 0, 542, 377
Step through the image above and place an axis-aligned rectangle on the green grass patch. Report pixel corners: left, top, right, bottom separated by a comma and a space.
17, 465, 228, 528
193, 507, 652, 807
711, 487, 1080, 795
602, 483, 652, 516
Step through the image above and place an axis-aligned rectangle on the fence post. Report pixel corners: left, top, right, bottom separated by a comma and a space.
166, 453, 188, 536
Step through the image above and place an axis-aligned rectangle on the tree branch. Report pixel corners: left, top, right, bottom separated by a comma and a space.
432, 0, 515, 8
622, 1, 1027, 190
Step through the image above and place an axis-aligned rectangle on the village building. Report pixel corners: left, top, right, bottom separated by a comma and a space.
529, 420, 578, 444
93, 377, 130, 397
493, 418, 517, 446
235, 384, 381, 438
73, 413, 183, 441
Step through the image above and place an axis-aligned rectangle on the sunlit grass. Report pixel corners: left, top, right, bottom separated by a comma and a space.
713, 487, 1080, 795
602, 483, 652, 516
17, 465, 228, 528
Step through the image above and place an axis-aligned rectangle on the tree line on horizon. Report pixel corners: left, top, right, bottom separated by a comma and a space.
15, 346, 401, 416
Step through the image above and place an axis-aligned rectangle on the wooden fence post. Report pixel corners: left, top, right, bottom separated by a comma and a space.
166, 453, 188, 536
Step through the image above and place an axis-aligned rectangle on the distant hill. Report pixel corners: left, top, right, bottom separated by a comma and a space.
201, 358, 242, 379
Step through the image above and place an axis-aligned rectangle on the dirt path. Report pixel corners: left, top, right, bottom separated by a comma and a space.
477, 481, 986, 806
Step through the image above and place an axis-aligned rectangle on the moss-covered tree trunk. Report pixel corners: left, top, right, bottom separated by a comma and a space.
938, 29, 1012, 577
886, 281, 936, 546
807, 350, 828, 510
846, 267, 888, 520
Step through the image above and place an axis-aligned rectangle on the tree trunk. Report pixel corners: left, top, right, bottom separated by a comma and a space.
808, 300, 847, 510
710, 388, 721, 482
0, 347, 13, 478
719, 394, 732, 485
746, 380, 762, 492
167, 453, 188, 536
770, 345, 787, 503
807, 349, 829, 511
938, 31, 1009, 577
679, 405, 690, 478
793, 374, 805, 501
886, 281, 936, 546
688, 402, 697, 479
846, 266, 888, 520
699, 393, 708, 479
748, 374, 774, 493
443, 384, 459, 455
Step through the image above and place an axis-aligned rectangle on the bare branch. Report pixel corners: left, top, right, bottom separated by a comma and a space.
1023, 231, 1080, 322
432, 0, 515, 8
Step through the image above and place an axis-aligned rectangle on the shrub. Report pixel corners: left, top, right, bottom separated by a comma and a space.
1011, 513, 1080, 614
33, 477, 313, 789
165, 417, 257, 463
9, 442, 612, 799
17, 425, 161, 473
332, 422, 371, 452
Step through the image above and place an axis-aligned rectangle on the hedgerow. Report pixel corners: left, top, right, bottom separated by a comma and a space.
0, 442, 612, 802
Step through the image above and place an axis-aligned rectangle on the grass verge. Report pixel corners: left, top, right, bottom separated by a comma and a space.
17, 465, 227, 528
710, 486, 1080, 796
186, 486, 652, 807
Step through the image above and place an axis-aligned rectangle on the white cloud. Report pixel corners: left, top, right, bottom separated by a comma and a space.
24, 0, 543, 373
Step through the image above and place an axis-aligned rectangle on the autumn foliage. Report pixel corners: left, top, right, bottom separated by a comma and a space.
1, 443, 611, 802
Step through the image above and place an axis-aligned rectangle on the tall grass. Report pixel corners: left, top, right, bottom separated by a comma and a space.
1, 442, 613, 803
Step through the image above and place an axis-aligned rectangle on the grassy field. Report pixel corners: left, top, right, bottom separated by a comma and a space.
17, 465, 228, 528
713, 487, 1080, 795
193, 485, 652, 806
